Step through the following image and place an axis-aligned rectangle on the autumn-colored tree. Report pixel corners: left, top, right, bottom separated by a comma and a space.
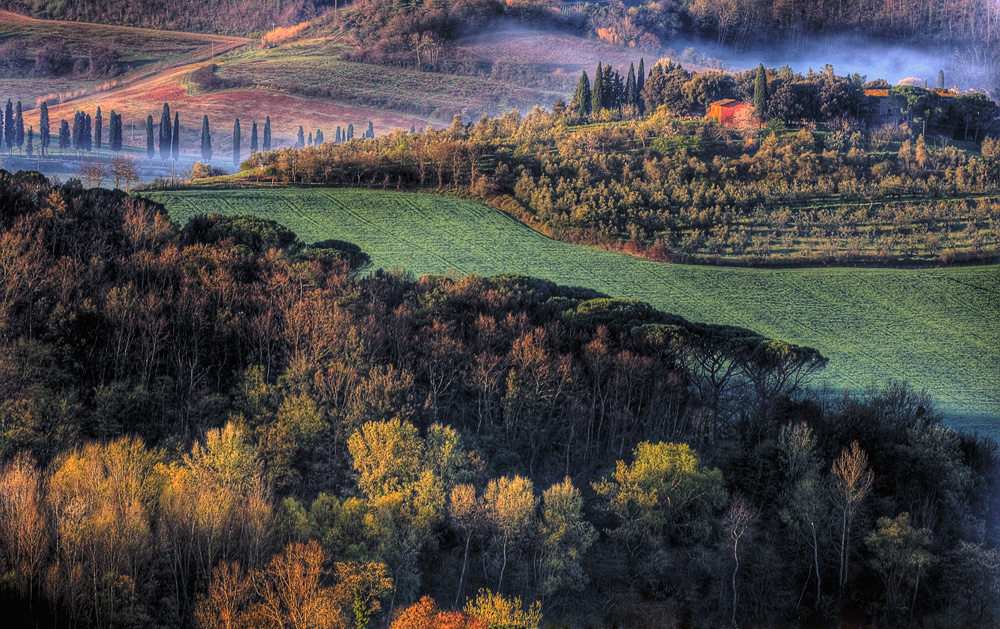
831, 441, 874, 595
464, 589, 541, 629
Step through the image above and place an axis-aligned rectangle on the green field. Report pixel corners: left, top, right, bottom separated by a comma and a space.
146, 188, 1000, 439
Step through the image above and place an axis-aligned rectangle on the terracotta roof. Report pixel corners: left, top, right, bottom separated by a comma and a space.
865, 89, 890, 97
710, 99, 742, 108
931, 89, 957, 98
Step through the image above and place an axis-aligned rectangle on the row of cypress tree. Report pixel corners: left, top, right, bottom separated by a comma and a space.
572, 59, 647, 117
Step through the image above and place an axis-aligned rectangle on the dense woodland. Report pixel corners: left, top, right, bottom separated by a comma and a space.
225, 61, 1000, 265
0, 170, 997, 628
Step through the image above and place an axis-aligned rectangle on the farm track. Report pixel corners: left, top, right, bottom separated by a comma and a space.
146, 187, 1000, 439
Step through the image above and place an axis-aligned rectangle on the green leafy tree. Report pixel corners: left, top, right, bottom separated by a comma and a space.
537, 478, 596, 603
570, 70, 591, 117
593, 441, 726, 555
865, 513, 933, 621
753, 63, 769, 119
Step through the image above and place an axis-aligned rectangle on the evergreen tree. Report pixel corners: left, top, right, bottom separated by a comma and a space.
604, 64, 619, 109
83, 113, 92, 152
625, 63, 637, 110
94, 107, 102, 156
410, 125, 415, 133
336, 126, 341, 144
250, 121, 258, 153
754, 63, 769, 119
201, 114, 212, 162
307, 131, 312, 147
348, 123, 354, 140
159, 103, 171, 160
593, 62, 605, 113
937, 69, 945, 89
26, 126, 33, 158
263, 116, 271, 151
3, 100, 12, 155
233, 118, 241, 168
637, 59, 645, 95
571, 70, 592, 116
367, 121, 374, 138
172, 113, 179, 161
315, 129, 323, 145
59, 119, 70, 155
14, 101, 23, 154
40, 102, 50, 157
146, 115, 155, 160
109, 111, 121, 153
72, 112, 82, 155
296, 125, 304, 148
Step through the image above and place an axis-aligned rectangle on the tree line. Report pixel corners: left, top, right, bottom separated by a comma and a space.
0, 171, 996, 627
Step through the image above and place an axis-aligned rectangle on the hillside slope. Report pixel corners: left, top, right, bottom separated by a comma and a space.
146, 187, 1000, 438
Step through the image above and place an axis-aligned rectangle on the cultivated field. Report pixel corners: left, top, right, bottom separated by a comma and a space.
146, 187, 1000, 439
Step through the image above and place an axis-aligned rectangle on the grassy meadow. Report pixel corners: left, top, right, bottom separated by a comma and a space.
145, 187, 1000, 439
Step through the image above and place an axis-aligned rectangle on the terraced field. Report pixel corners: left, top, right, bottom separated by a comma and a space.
146, 188, 1000, 438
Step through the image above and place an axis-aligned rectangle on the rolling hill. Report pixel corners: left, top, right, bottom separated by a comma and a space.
145, 187, 1000, 439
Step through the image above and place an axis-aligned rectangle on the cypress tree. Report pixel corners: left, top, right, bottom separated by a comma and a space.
83, 113, 92, 153
336, 126, 341, 144
637, 59, 645, 94
625, 63, 637, 110
296, 125, 304, 148
250, 121, 258, 153
40, 102, 50, 156
4, 100, 12, 155
307, 131, 312, 147
201, 115, 212, 162
14, 101, 23, 154
754, 63, 769, 119
937, 69, 945, 89
593, 63, 605, 113
233, 118, 241, 168
72, 112, 82, 155
116, 113, 123, 153
26, 126, 33, 158
410, 125, 415, 133
315, 129, 323, 145
172, 112, 179, 161
604, 64, 618, 109
367, 121, 374, 138
59, 119, 70, 155
571, 70, 591, 116
159, 103, 171, 160
348, 124, 354, 140
146, 115, 155, 160
263, 116, 271, 151
94, 107, 102, 156
109, 111, 119, 153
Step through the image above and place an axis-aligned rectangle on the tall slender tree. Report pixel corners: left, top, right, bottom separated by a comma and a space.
307, 131, 312, 147
109, 111, 120, 153
4, 100, 13, 155
26, 126, 33, 159
232, 118, 241, 168
172, 112, 180, 161
94, 107, 102, 156
336, 126, 342, 144
263, 116, 271, 151
347, 123, 354, 140
296, 125, 304, 148
14, 102, 23, 154
754, 63, 769, 119
367, 121, 374, 138
158, 103, 170, 160
593, 62, 605, 113
146, 115, 155, 160
201, 115, 212, 163
250, 121, 258, 153
315, 129, 323, 145
571, 70, 592, 116
72, 112, 82, 155
40, 103, 50, 157
625, 63, 637, 110
83, 113, 92, 153
59, 119, 70, 155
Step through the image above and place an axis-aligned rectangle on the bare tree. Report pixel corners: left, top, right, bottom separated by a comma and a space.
110, 155, 139, 192
831, 441, 874, 596
78, 161, 108, 189
725, 495, 757, 628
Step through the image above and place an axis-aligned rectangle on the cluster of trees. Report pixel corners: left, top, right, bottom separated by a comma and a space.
0, 0, 319, 34
239, 102, 1000, 264
0, 171, 995, 627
